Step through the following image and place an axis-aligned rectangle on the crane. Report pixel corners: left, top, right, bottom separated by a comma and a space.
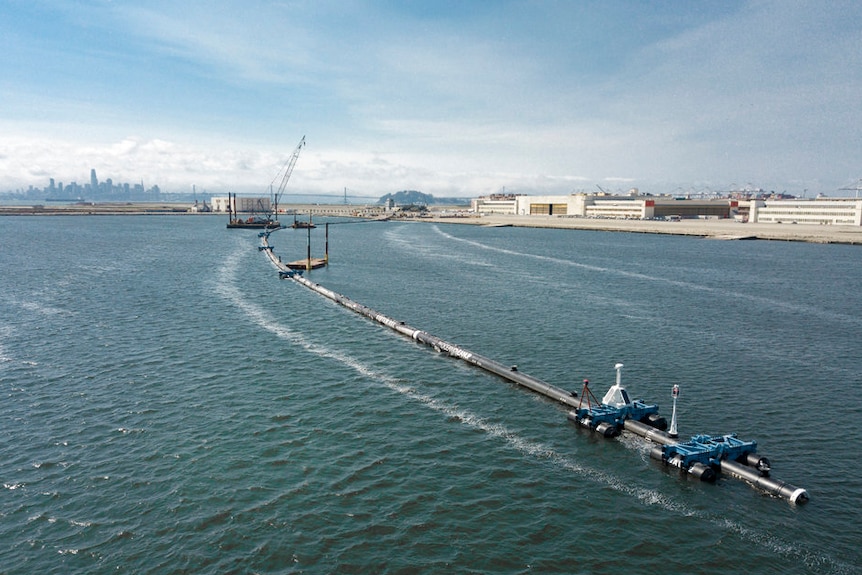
269, 136, 306, 216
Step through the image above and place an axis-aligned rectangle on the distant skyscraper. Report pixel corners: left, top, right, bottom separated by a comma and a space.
90, 169, 98, 191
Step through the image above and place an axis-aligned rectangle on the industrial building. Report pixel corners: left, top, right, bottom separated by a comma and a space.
748, 198, 862, 225
471, 193, 862, 226
472, 194, 736, 220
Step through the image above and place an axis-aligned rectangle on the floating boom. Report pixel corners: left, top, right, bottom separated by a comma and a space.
257, 230, 809, 505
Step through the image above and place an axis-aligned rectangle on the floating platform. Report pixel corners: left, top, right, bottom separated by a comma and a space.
286, 257, 326, 270
227, 220, 280, 229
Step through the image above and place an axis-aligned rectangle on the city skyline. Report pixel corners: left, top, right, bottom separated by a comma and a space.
8, 166, 838, 204
1, 1, 861, 198
7, 168, 164, 202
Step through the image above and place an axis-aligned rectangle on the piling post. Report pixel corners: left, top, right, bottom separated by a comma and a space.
325, 222, 330, 265
306, 223, 312, 271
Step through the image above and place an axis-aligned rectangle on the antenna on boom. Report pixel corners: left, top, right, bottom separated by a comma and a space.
839, 179, 862, 199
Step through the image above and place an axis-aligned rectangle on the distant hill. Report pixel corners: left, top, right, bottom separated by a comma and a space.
378, 190, 469, 206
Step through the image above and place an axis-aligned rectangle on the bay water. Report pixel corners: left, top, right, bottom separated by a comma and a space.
1, 215, 860, 574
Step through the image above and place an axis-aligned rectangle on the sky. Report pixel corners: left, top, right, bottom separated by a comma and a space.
1, 0, 861, 200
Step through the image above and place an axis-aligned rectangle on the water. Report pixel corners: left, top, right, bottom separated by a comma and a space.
1, 215, 860, 574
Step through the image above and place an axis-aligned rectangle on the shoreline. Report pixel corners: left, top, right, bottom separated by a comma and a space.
2, 202, 861, 245
0, 202, 194, 215
422, 213, 862, 245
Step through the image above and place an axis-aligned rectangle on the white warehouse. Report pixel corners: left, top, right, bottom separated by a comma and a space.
748, 199, 862, 225
471, 193, 862, 226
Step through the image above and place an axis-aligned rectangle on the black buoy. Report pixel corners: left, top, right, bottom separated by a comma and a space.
643, 413, 668, 431
595, 421, 619, 437
739, 453, 771, 475
688, 462, 717, 482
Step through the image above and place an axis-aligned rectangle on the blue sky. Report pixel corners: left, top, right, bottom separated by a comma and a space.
1, 0, 860, 199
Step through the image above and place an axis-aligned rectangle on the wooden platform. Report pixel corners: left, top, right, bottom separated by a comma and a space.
286, 257, 327, 270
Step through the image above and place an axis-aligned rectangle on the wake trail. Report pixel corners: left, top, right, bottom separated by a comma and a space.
429, 225, 862, 328
214, 243, 847, 574
382, 227, 493, 267
0, 320, 13, 364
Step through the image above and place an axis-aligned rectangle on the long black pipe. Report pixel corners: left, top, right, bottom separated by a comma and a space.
294, 273, 582, 408
720, 460, 808, 504
260, 234, 581, 408
622, 419, 678, 446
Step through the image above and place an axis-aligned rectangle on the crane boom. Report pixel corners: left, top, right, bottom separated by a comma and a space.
270, 136, 306, 214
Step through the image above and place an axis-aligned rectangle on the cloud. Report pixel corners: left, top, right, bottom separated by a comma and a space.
108, 138, 140, 156
1, 1, 861, 197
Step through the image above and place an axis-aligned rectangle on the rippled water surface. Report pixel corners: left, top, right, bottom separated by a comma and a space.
1, 215, 860, 574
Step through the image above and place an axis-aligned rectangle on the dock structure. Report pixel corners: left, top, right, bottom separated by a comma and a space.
286, 257, 326, 271
258, 231, 809, 504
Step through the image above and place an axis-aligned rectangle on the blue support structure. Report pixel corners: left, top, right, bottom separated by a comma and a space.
567, 371, 666, 437
660, 434, 757, 468
574, 400, 660, 427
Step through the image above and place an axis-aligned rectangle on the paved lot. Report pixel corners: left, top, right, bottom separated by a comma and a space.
424, 213, 862, 245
